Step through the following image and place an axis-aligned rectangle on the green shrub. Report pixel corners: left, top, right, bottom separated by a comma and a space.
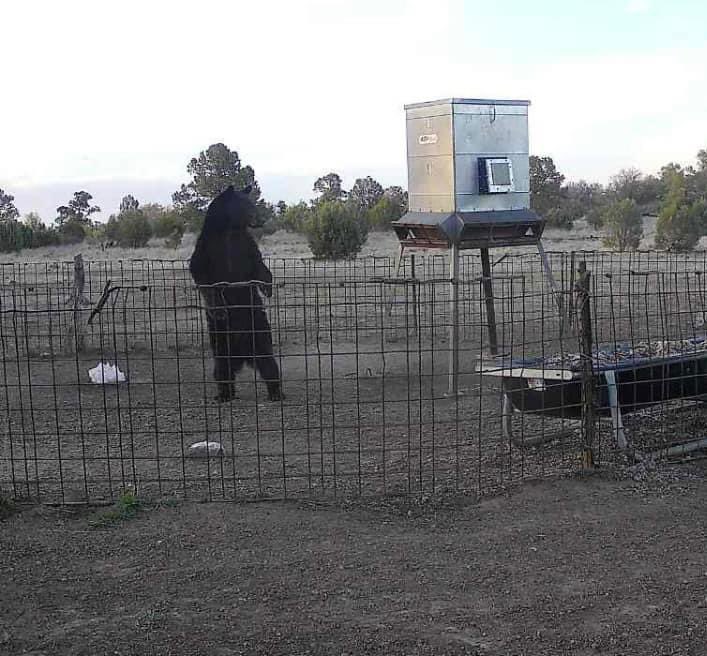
585, 206, 605, 229
90, 488, 141, 527
279, 201, 311, 233
34, 227, 61, 247
164, 224, 185, 249
655, 201, 706, 251
152, 210, 185, 239
602, 198, 643, 251
106, 210, 153, 248
0, 220, 31, 252
543, 207, 575, 229
366, 195, 404, 230
59, 220, 87, 244
15, 214, 60, 249
251, 219, 278, 240
84, 223, 107, 245
655, 171, 706, 251
304, 201, 368, 259
119, 210, 153, 247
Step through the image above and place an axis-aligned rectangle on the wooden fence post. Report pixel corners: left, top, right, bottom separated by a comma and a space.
576, 260, 595, 469
65, 253, 89, 354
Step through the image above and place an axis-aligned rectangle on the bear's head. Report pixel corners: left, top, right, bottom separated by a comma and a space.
202, 184, 257, 234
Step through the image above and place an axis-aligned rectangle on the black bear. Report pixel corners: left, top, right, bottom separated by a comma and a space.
189, 185, 282, 402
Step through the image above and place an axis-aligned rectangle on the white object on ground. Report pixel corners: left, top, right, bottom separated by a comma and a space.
88, 362, 127, 384
187, 441, 224, 458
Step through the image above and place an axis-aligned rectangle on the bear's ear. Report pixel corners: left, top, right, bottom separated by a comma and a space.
241, 184, 253, 195
216, 185, 234, 200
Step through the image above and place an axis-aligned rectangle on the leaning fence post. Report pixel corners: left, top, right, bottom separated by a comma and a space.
576, 260, 595, 469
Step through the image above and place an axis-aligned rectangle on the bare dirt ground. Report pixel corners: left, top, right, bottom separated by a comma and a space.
2, 219, 707, 655
2, 464, 706, 656
1, 338, 586, 505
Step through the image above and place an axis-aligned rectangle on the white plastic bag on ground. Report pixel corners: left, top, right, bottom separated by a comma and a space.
88, 362, 127, 384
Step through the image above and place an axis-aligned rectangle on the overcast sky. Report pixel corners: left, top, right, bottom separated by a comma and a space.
2, 0, 706, 220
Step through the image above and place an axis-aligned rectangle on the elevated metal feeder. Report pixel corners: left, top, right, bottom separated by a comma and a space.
391, 98, 557, 394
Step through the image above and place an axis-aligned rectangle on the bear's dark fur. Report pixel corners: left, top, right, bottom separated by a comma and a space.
189, 185, 281, 402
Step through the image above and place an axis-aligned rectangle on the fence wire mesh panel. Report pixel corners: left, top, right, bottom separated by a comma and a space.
483, 265, 707, 466
0, 277, 572, 504
2, 251, 707, 504
5, 250, 707, 338
589, 269, 707, 456
6, 249, 707, 286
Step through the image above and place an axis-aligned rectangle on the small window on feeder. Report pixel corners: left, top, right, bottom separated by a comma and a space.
478, 157, 514, 194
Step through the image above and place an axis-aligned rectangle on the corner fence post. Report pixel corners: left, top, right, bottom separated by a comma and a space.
576, 260, 596, 469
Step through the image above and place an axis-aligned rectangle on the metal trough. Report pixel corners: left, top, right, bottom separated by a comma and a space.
479, 339, 707, 450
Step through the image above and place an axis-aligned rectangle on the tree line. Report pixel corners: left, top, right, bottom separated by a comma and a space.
0, 143, 407, 257
530, 149, 707, 250
2, 142, 706, 256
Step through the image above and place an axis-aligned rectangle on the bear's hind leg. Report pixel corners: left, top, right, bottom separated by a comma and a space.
253, 351, 282, 401
211, 319, 240, 403
215, 381, 237, 403
213, 352, 237, 402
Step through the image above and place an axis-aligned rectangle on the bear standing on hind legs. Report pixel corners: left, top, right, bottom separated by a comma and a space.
189, 185, 282, 403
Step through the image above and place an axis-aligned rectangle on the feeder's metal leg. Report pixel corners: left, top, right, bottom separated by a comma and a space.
536, 241, 565, 332
386, 244, 405, 319
604, 370, 627, 449
448, 243, 460, 396
536, 240, 561, 297
480, 247, 498, 356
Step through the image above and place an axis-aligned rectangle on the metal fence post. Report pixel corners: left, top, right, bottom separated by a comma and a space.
576, 260, 596, 469
448, 244, 460, 395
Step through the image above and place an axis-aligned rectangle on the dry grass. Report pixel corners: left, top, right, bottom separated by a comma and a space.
1, 216, 686, 266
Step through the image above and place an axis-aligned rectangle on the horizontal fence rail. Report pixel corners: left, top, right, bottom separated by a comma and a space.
6, 248, 707, 288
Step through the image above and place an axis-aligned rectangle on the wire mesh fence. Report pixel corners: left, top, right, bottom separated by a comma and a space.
6, 249, 707, 348
484, 265, 707, 462
2, 250, 707, 504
